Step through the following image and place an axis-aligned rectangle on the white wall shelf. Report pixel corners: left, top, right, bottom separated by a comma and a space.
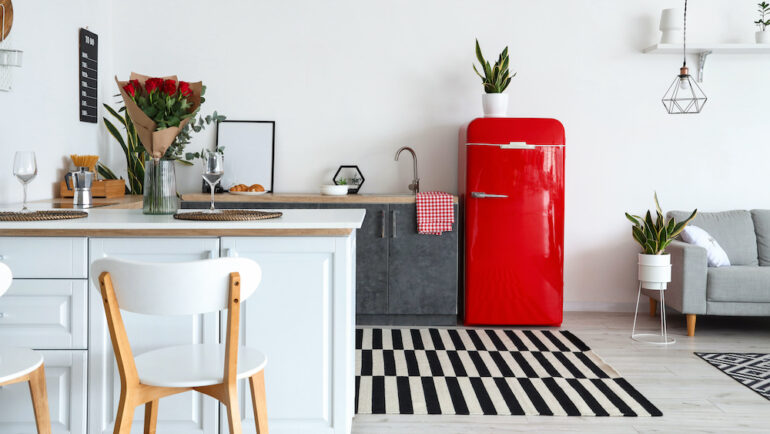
643, 43, 770, 82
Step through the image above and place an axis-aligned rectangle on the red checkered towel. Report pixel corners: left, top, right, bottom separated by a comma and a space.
416, 192, 455, 235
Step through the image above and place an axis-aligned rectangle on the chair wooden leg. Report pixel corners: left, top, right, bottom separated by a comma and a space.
224, 384, 242, 434
249, 371, 269, 434
649, 298, 657, 317
686, 314, 696, 337
144, 400, 159, 434
114, 390, 136, 434
28, 364, 51, 434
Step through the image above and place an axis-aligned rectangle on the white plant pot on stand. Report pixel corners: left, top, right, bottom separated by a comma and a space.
631, 253, 675, 345
482, 93, 508, 117
756, 31, 770, 44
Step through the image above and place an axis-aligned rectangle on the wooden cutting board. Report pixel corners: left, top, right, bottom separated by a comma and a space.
0, 0, 12, 41
60, 179, 126, 198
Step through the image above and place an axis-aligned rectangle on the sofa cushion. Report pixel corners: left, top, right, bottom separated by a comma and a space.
680, 225, 730, 267
668, 210, 758, 266
707, 266, 770, 303
750, 210, 770, 266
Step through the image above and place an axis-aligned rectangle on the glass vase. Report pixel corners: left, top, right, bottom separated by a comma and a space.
143, 158, 178, 215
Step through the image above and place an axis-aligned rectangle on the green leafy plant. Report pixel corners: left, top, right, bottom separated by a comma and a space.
473, 39, 516, 94
99, 102, 227, 191
625, 193, 697, 255
98, 104, 146, 194
756, 2, 770, 31
336, 178, 347, 185
180, 111, 227, 162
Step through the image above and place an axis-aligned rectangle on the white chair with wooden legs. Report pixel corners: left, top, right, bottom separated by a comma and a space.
91, 257, 269, 434
0, 262, 52, 434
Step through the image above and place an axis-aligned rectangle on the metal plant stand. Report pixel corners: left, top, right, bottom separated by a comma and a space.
631, 282, 675, 345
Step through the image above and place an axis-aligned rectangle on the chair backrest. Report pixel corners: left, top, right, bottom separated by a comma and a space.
0, 262, 11, 298
90, 257, 261, 315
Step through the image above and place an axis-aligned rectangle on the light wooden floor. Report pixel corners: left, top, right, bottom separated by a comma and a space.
352, 310, 770, 433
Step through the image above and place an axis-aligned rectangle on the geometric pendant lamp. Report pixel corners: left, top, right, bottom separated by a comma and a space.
661, 0, 707, 114
662, 66, 708, 114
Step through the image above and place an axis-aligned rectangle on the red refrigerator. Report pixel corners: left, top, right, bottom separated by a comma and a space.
459, 118, 565, 326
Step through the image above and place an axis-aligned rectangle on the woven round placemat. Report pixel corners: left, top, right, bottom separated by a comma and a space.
173, 210, 283, 221
0, 210, 88, 221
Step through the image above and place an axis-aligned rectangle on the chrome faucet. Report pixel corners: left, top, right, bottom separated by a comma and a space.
394, 146, 419, 195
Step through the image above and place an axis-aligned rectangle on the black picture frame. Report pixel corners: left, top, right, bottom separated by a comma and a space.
215, 120, 276, 193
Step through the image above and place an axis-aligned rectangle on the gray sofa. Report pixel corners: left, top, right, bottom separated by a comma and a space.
642, 210, 770, 336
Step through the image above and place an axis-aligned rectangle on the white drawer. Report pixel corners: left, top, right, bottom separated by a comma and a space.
0, 350, 87, 434
0, 237, 87, 279
0, 280, 87, 349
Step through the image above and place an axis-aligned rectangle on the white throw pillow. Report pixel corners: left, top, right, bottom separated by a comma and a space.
680, 225, 731, 267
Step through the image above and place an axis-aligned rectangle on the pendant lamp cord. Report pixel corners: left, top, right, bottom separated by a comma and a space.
682, 0, 688, 67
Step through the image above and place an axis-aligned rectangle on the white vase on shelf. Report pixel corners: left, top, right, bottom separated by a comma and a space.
482, 93, 508, 117
659, 8, 683, 44
756, 30, 770, 44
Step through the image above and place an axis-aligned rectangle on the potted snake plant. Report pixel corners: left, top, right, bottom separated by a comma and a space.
625, 193, 697, 290
473, 39, 515, 117
756, 2, 770, 44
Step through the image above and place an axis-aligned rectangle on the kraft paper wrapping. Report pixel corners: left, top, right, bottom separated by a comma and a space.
115, 72, 203, 159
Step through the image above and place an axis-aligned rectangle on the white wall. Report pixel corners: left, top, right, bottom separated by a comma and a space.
0, 0, 112, 204
4, 1, 770, 310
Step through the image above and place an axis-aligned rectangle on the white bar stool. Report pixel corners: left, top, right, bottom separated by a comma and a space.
91, 257, 269, 434
0, 262, 52, 434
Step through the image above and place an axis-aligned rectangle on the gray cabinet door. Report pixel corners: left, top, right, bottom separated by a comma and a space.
387, 203, 458, 315
320, 203, 389, 314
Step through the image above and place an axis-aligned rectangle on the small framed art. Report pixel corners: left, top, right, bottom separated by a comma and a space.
216, 120, 275, 192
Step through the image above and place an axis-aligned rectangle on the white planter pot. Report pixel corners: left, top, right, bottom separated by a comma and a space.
482, 93, 508, 118
756, 31, 770, 44
659, 8, 683, 44
638, 253, 671, 290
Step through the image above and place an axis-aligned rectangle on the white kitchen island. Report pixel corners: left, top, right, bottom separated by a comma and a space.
0, 208, 364, 434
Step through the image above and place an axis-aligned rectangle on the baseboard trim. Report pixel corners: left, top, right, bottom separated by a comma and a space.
357, 314, 459, 326
564, 302, 638, 313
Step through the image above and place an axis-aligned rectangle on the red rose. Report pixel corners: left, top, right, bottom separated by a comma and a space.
144, 78, 162, 94
163, 79, 177, 95
123, 83, 136, 98
178, 81, 192, 97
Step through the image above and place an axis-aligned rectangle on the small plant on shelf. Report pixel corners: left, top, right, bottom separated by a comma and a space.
756, 2, 770, 31
625, 192, 697, 255
473, 39, 515, 94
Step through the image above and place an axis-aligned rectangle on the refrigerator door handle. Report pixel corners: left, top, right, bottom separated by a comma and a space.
500, 142, 536, 149
471, 192, 508, 199
467, 142, 536, 149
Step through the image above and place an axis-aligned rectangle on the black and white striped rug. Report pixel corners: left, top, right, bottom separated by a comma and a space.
355, 328, 662, 417
696, 353, 770, 401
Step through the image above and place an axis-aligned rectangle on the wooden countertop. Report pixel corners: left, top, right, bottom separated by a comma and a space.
182, 193, 459, 204
34, 196, 144, 209
0, 208, 365, 237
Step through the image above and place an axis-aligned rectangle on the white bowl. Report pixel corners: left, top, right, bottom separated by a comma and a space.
320, 185, 349, 196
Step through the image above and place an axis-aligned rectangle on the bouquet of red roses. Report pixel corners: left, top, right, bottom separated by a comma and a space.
115, 72, 203, 159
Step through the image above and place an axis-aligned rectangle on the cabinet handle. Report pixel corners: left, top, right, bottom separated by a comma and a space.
224, 248, 239, 258
0, 255, 5, 261
391, 210, 397, 238
0, 312, 5, 319
379, 211, 385, 238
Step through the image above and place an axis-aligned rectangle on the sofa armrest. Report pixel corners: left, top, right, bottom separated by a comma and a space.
642, 240, 708, 314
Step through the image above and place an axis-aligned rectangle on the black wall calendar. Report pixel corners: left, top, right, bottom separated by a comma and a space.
79, 28, 98, 123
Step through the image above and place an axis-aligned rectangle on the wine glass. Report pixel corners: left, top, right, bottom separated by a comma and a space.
13, 151, 37, 212
202, 150, 224, 213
